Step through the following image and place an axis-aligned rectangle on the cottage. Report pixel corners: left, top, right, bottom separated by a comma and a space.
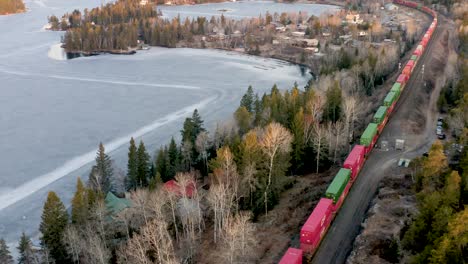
292, 31, 306, 38
164, 179, 196, 198
385, 3, 398, 11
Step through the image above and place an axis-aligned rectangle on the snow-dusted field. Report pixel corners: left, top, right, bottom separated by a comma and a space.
0, 0, 332, 247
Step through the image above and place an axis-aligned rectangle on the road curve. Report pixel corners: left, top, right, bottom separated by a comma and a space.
311, 11, 446, 264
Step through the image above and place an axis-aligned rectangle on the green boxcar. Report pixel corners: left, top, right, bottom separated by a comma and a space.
325, 168, 351, 203
384, 91, 398, 107
373, 106, 388, 124
391, 83, 401, 95
411, 55, 418, 61
360, 123, 378, 146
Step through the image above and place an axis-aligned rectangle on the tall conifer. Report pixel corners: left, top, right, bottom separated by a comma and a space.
40, 192, 69, 263
0, 238, 13, 264
127, 137, 138, 190
71, 177, 88, 225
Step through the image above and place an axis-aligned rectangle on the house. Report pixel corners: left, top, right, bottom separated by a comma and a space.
322, 32, 331, 37
272, 39, 280, 45
231, 30, 243, 38
139, 0, 148, 6
294, 38, 319, 48
339, 34, 352, 40
358, 31, 367, 37
304, 47, 319, 53
164, 179, 196, 198
292, 31, 306, 38
276, 26, 286, 32
385, 3, 398, 11
105, 192, 132, 215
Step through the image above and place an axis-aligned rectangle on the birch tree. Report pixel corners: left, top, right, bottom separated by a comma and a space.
259, 122, 293, 215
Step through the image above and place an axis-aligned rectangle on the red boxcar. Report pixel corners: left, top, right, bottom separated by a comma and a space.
279, 248, 303, 264
331, 180, 353, 214
413, 49, 422, 56
402, 65, 412, 76
406, 60, 415, 72
397, 74, 408, 87
343, 145, 366, 180
300, 198, 334, 253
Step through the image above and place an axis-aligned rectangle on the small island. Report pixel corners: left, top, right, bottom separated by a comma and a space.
0, 0, 25, 15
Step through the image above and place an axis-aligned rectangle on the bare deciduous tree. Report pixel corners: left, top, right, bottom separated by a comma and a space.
221, 212, 257, 264
259, 122, 293, 215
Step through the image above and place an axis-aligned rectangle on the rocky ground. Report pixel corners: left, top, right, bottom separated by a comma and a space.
346, 172, 417, 264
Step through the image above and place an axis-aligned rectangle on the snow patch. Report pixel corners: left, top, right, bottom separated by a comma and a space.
47, 43, 66, 61
0, 96, 216, 212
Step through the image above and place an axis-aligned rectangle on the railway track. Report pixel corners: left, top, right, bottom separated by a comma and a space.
309, 6, 444, 264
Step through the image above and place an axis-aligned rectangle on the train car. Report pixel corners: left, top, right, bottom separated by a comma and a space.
360, 123, 379, 155
384, 91, 399, 113
300, 198, 334, 253
343, 145, 366, 180
373, 106, 389, 134
406, 60, 415, 73
279, 248, 303, 264
413, 48, 422, 56
397, 74, 409, 90
326, 168, 352, 214
402, 65, 412, 77
410, 54, 418, 64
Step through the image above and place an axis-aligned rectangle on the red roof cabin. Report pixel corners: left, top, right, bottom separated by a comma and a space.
279, 248, 303, 264
343, 145, 366, 180
163, 179, 196, 198
300, 198, 334, 253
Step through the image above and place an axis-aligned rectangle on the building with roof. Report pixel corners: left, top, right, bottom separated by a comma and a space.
105, 192, 132, 215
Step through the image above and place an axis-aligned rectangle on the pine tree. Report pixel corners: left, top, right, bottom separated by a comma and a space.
191, 109, 206, 142
167, 137, 180, 179
40, 192, 69, 263
240, 85, 255, 113
127, 137, 138, 190
0, 238, 13, 264
323, 81, 342, 123
89, 142, 113, 193
136, 141, 150, 187
17, 232, 34, 264
156, 147, 169, 182
71, 177, 88, 225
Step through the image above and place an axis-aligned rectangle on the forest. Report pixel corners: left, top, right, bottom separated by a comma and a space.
401, 2, 468, 263
0, 77, 356, 263
0, 0, 25, 15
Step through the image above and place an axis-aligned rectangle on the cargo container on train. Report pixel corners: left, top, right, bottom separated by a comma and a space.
373, 106, 389, 134
279, 248, 303, 264
384, 91, 399, 113
326, 169, 352, 213
343, 145, 366, 180
360, 123, 379, 154
300, 198, 334, 253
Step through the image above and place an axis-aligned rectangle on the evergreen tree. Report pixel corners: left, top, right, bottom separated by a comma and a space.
136, 141, 150, 187
191, 109, 206, 142
89, 143, 113, 193
71, 177, 88, 225
127, 137, 138, 190
17, 232, 34, 264
40, 192, 69, 263
323, 81, 342, 123
240, 85, 255, 113
0, 238, 13, 264
167, 137, 180, 179
155, 147, 169, 182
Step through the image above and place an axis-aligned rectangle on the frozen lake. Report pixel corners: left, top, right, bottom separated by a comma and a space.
0, 0, 335, 247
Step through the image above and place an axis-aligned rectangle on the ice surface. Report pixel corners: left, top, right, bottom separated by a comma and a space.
0, 0, 333, 248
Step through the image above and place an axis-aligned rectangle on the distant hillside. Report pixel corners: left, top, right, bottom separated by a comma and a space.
0, 0, 25, 15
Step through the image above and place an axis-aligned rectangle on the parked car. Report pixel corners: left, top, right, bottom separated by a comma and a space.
438, 133, 446, 139
436, 127, 443, 135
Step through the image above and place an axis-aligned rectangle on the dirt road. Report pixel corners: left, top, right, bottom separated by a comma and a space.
311, 13, 453, 264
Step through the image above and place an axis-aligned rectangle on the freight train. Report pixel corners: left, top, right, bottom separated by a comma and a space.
279, 1, 437, 263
